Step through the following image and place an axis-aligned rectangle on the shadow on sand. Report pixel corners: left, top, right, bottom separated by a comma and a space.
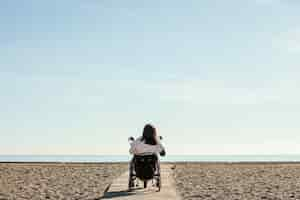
100, 189, 136, 199
100, 186, 153, 199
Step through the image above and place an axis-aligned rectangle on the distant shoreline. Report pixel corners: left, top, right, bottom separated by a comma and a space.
2, 154, 300, 163
2, 161, 300, 164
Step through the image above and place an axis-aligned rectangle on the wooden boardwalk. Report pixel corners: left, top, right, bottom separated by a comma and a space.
101, 164, 181, 200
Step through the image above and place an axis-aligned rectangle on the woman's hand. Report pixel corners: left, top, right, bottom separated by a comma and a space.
154, 135, 160, 145
160, 149, 166, 156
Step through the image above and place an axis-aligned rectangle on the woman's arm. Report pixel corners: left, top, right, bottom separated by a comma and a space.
155, 136, 166, 156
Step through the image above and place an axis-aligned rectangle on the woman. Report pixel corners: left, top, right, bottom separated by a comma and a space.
129, 124, 166, 156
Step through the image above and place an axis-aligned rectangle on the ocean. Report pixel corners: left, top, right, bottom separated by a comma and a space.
1, 155, 300, 163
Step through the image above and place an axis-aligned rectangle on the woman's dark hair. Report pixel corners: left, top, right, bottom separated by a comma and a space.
141, 124, 157, 145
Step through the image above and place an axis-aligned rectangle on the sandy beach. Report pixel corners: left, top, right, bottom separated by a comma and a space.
173, 163, 300, 200
0, 163, 127, 200
2, 162, 300, 200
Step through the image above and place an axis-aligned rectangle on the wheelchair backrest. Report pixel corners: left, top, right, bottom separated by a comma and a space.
134, 154, 157, 180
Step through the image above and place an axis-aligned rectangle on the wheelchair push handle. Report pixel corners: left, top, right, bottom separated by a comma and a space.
128, 137, 135, 142
128, 136, 163, 142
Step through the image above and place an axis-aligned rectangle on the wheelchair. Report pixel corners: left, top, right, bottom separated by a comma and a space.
128, 137, 162, 192
128, 154, 161, 191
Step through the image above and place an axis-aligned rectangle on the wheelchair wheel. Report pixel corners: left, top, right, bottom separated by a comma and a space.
143, 181, 147, 188
156, 178, 161, 192
128, 180, 134, 190
128, 176, 135, 190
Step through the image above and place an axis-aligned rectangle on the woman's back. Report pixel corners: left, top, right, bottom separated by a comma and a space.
129, 124, 166, 156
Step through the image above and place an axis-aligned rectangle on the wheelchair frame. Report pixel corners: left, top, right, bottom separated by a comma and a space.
128, 155, 161, 192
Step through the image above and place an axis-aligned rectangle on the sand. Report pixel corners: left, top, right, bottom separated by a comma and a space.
173, 163, 300, 200
3, 162, 300, 200
0, 163, 128, 200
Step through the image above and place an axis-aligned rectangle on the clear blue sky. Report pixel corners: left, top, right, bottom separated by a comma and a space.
1, 0, 300, 155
